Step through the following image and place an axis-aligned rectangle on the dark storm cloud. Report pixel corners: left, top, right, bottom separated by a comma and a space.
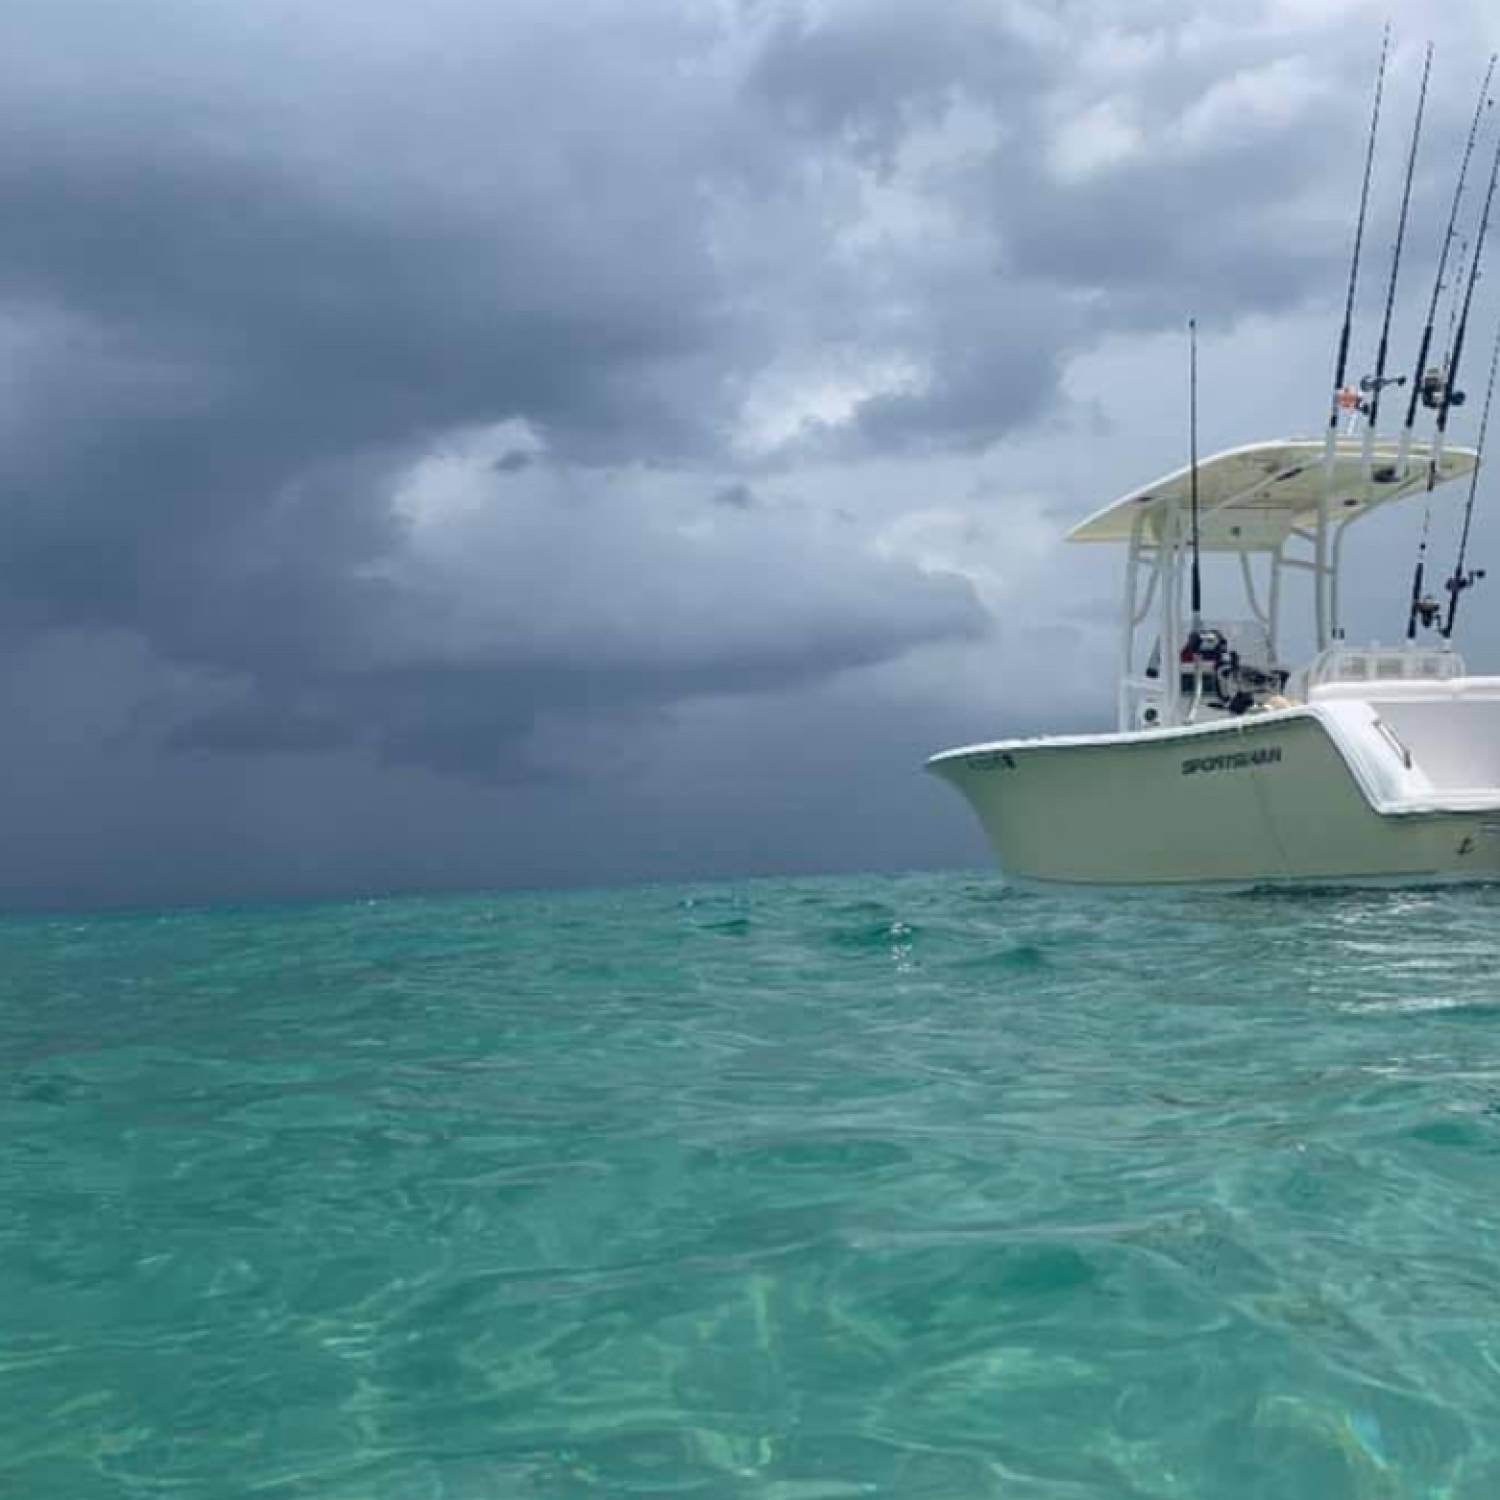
493, 450, 537, 475
712, 482, 757, 509
1, 0, 1030, 779
0, 0, 1493, 905
747, 1, 1034, 157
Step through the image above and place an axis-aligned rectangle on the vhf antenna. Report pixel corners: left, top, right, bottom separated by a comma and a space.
1189, 317, 1202, 632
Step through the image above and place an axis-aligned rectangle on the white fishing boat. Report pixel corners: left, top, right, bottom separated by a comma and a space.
927, 436, 1500, 886
929, 38, 1500, 888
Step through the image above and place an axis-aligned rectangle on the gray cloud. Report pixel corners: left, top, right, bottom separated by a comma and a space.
493, 450, 537, 474
712, 481, 757, 510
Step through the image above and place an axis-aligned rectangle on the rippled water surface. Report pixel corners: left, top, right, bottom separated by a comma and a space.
4, 872, 1500, 1498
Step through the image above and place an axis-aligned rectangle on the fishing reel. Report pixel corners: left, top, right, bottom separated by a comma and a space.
1179, 627, 1228, 667
1413, 595, 1443, 630
1419, 367, 1466, 411
1180, 628, 1263, 714
1178, 628, 1225, 696
1446, 567, 1487, 603
1359, 373, 1406, 394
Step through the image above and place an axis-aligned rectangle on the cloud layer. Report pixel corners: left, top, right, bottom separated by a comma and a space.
0, 0, 1496, 906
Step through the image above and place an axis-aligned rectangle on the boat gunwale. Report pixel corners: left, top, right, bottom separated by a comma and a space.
925, 701, 1500, 817
924, 705, 1315, 766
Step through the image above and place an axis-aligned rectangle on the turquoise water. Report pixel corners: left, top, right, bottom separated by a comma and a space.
3, 872, 1500, 1498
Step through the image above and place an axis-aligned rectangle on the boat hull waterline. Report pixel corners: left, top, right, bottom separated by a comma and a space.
928, 699, 1500, 887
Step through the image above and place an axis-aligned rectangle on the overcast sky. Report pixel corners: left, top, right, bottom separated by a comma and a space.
2, 0, 1499, 909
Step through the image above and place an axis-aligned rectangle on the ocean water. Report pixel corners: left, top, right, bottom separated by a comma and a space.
3, 872, 1500, 1499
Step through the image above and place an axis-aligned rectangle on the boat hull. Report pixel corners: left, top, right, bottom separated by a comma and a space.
928, 708, 1500, 887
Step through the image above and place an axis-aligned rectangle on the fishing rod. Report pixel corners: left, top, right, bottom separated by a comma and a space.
1443, 314, 1500, 638
1431, 121, 1500, 471
1419, 122, 1500, 634
1402, 56, 1497, 638
1319, 24, 1389, 649
1443, 235, 1473, 371
1189, 317, 1202, 632
1397, 53, 1496, 479
1360, 42, 1431, 487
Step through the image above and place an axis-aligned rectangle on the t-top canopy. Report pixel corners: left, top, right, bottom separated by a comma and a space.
1066, 438, 1479, 550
